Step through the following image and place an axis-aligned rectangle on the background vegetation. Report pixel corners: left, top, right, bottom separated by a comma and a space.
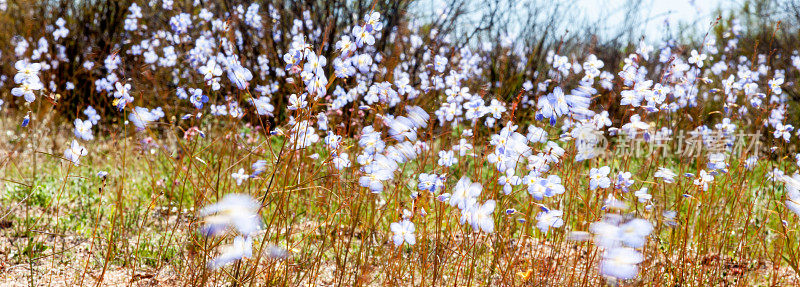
1, 0, 800, 286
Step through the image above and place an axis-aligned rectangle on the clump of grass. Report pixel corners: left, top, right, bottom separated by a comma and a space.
1, 0, 800, 286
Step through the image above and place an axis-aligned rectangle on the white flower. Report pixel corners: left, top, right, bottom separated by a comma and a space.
433, 55, 448, 73
73, 119, 94, 141
600, 247, 644, 280
208, 236, 253, 269
390, 220, 416, 246
332, 153, 351, 170
437, 149, 457, 167
654, 167, 677, 183
64, 139, 88, 165
231, 168, 248, 185
498, 169, 521, 195
449, 177, 482, 209
618, 219, 652, 248
129, 106, 164, 130
199, 194, 262, 237
693, 170, 713, 191
288, 93, 307, 110
468, 200, 495, 233
783, 173, 800, 217
688, 50, 707, 68
634, 187, 651, 203
535, 208, 564, 233
590, 166, 611, 190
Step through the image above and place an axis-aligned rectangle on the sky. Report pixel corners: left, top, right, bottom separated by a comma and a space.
574, 0, 737, 40
415, 0, 742, 43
